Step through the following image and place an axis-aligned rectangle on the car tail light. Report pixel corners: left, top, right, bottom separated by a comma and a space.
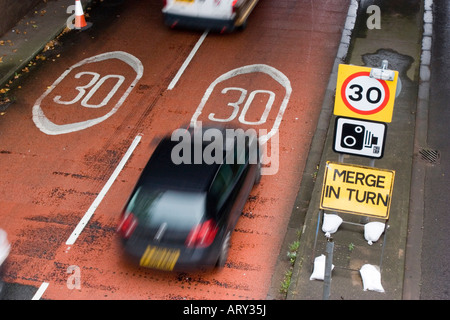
186, 219, 218, 248
117, 211, 138, 239
232, 0, 238, 13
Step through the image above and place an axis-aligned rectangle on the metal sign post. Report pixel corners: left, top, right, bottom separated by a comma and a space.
322, 237, 334, 300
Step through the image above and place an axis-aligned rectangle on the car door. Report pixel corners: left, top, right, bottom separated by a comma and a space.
209, 137, 252, 230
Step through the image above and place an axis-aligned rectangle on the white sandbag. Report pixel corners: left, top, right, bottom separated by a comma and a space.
322, 213, 343, 237
310, 254, 334, 281
360, 264, 385, 292
364, 222, 386, 245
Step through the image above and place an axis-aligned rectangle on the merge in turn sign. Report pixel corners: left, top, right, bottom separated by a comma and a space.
320, 162, 395, 219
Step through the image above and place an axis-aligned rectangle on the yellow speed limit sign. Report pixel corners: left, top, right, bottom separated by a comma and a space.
334, 64, 398, 123
320, 162, 395, 219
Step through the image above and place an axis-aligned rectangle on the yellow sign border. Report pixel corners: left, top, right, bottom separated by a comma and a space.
334, 64, 398, 123
320, 161, 395, 219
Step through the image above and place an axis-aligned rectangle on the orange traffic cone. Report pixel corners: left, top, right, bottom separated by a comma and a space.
74, 0, 90, 30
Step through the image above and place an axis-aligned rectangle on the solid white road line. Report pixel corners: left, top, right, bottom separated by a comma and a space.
167, 30, 208, 90
65, 134, 142, 246
32, 282, 49, 300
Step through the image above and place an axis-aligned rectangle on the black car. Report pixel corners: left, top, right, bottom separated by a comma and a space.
117, 126, 261, 271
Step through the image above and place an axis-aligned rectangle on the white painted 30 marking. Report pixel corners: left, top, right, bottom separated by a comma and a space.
191, 64, 292, 144
209, 88, 276, 126
33, 51, 143, 135
53, 72, 125, 109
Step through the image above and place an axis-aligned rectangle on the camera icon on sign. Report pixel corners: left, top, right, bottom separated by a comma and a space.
333, 117, 386, 159
340, 123, 378, 150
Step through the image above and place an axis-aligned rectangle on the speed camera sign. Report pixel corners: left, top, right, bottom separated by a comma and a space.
334, 64, 398, 122
333, 117, 387, 159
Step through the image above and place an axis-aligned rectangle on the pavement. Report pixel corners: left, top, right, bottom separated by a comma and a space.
285, 0, 427, 300
0, 0, 428, 300
0, 0, 81, 93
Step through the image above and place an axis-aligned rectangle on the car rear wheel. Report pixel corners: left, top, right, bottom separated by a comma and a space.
235, 19, 247, 31
255, 160, 262, 184
216, 231, 231, 268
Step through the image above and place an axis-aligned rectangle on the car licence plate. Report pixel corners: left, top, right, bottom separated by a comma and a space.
175, 0, 194, 3
139, 245, 180, 271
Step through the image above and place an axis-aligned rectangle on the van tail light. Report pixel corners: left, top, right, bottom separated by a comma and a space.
185, 219, 218, 248
117, 211, 138, 239
232, 0, 238, 13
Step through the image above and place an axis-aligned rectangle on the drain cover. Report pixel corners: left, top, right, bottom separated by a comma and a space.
419, 148, 440, 164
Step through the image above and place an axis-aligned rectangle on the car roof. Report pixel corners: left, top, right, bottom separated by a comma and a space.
137, 137, 223, 192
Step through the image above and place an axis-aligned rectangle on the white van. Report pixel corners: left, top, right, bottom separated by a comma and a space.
162, 0, 259, 32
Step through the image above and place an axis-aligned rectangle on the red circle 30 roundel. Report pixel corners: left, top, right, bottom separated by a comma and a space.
341, 71, 390, 115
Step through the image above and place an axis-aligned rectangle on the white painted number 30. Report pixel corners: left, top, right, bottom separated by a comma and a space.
209, 88, 275, 126
191, 64, 292, 144
33, 51, 143, 135
53, 72, 125, 109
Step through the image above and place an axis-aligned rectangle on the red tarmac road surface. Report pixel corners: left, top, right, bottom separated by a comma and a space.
0, 0, 349, 299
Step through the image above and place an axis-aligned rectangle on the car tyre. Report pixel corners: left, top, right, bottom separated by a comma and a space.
216, 231, 231, 269
255, 160, 262, 184
236, 20, 247, 32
